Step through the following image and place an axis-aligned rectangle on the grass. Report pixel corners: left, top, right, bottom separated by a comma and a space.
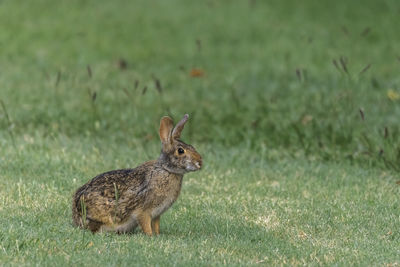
0, 0, 399, 265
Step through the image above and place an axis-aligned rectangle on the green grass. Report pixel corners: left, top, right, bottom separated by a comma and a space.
0, 0, 400, 265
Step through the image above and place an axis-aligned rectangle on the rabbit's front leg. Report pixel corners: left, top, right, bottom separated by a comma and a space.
138, 213, 152, 236
152, 216, 160, 235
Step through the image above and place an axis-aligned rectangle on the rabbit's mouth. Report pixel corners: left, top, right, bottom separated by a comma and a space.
185, 161, 202, 172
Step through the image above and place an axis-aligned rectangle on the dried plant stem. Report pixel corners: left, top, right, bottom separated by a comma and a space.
0, 99, 16, 149
80, 197, 87, 242
359, 64, 371, 75
113, 183, 119, 225
87, 65, 92, 78
339, 56, 349, 74
55, 71, 61, 86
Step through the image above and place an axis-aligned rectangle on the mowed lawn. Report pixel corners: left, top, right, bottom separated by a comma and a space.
0, 0, 399, 266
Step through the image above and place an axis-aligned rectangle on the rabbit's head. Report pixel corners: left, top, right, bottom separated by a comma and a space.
158, 114, 202, 174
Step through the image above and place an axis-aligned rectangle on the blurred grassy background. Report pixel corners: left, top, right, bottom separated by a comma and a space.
1, 0, 400, 168
0, 0, 399, 265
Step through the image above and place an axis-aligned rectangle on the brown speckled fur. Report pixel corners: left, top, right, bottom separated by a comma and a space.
72, 114, 202, 235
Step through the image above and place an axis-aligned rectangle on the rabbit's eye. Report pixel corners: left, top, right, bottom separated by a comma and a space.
178, 148, 185, 155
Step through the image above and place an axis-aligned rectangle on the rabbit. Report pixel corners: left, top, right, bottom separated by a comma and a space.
72, 114, 202, 235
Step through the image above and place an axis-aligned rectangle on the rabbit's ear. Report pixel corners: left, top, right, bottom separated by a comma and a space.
172, 114, 189, 140
159, 116, 174, 144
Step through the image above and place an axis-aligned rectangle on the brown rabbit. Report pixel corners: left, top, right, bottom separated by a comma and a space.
72, 114, 202, 235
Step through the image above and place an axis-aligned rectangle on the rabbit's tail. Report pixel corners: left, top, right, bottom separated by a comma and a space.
71, 185, 86, 227
72, 185, 103, 232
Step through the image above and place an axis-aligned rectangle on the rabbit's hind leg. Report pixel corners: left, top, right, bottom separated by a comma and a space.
151, 216, 160, 235
138, 212, 153, 236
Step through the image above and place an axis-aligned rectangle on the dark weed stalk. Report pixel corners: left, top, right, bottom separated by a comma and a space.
359, 109, 365, 121
122, 88, 132, 98
359, 64, 371, 75
361, 27, 370, 37
0, 99, 16, 150
55, 71, 61, 87
134, 80, 139, 90
296, 69, 302, 81
118, 58, 128, 70
360, 133, 374, 154
188, 111, 196, 140
152, 75, 163, 93
87, 65, 92, 78
339, 56, 349, 74
142, 86, 147, 95
196, 39, 202, 52
295, 69, 307, 82
332, 59, 341, 73
358, 109, 399, 172
381, 126, 400, 171
87, 88, 99, 131
151, 74, 170, 116
358, 109, 375, 161
87, 88, 97, 103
